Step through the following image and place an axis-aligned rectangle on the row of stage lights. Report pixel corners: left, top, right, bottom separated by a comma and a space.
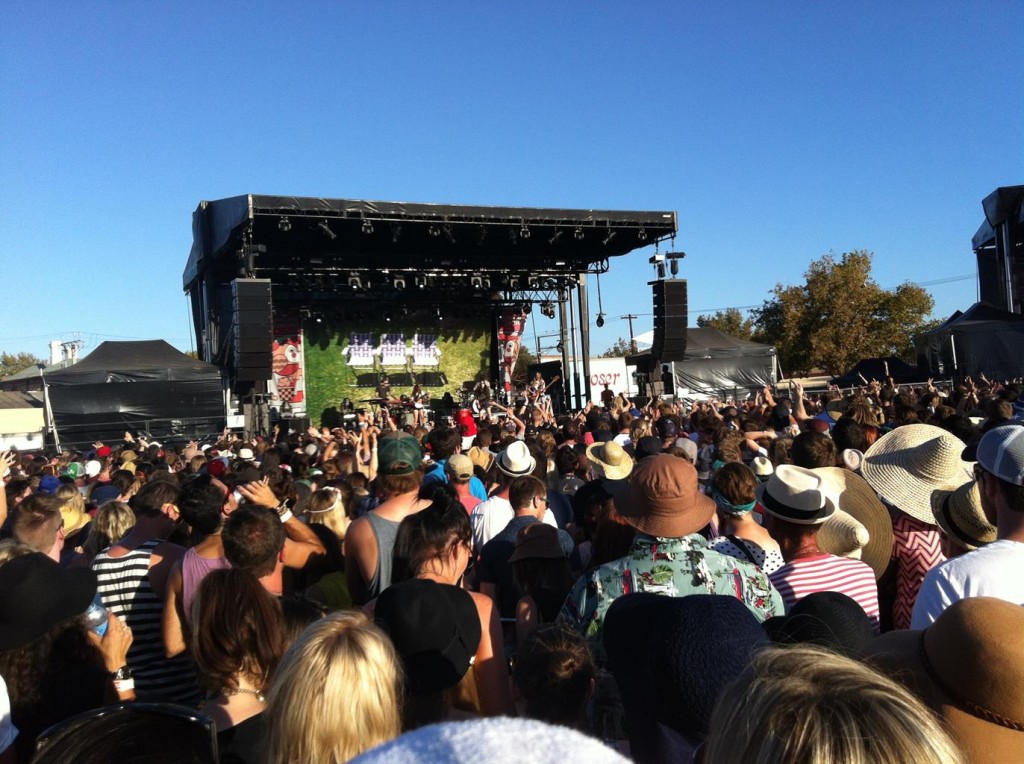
299, 301, 539, 325
340, 273, 568, 292
279, 216, 649, 247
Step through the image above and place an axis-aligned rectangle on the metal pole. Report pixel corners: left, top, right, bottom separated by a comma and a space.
620, 313, 638, 352
558, 297, 572, 412
567, 287, 580, 410
38, 365, 61, 454
578, 274, 593, 406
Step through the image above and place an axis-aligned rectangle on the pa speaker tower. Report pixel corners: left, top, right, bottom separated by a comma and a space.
651, 279, 688, 362
231, 278, 273, 382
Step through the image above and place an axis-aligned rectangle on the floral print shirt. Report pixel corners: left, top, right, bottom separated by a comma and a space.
559, 533, 784, 664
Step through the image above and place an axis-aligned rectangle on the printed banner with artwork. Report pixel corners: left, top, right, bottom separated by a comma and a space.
270, 325, 306, 416
496, 309, 527, 397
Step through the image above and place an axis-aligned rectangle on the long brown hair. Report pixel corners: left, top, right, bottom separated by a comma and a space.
191, 568, 285, 694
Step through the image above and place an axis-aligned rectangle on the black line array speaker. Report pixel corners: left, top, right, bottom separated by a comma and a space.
651, 279, 688, 362
232, 279, 273, 381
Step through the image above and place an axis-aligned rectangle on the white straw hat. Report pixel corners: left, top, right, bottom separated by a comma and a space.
586, 441, 634, 481
860, 424, 970, 525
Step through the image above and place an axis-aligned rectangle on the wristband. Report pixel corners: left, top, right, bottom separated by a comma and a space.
278, 509, 294, 523
113, 678, 135, 693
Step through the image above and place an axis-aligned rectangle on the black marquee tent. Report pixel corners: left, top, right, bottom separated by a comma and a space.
916, 302, 1024, 381
667, 328, 778, 393
44, 341, 225, 444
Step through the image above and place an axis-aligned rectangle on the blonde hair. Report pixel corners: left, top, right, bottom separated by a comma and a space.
0, 539, 35, 567
263, 610, 403, 763
703, 646, 963, 764
82, 501, 136, 558
303, 485, 353, 541
55, 483, 90, 533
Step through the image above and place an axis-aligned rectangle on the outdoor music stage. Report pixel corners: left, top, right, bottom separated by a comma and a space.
183, 194, 676, 427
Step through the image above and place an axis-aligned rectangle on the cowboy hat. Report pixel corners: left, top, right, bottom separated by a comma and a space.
930, 481, 996, 552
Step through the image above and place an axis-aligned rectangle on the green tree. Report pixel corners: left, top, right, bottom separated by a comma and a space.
598, 337, 638, 358
696, 308, 753, 340
0, 351, 45, 379
751, 250, 934, 376
513, 345, 536, 383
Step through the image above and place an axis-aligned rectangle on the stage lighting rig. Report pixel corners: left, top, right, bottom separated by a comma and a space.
278, 216, 291, 232
319, 220, 337, 240
596, 313, 605, 328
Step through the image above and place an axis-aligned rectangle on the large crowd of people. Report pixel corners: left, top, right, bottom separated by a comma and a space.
1, 371, 1022, 762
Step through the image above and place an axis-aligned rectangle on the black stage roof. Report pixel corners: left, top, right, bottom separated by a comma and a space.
972, 185, 1023, 251
183, 194, 677, 293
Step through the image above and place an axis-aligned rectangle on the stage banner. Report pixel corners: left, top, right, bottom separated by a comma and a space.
496, 309, 527, 398
270, 324, 306, 416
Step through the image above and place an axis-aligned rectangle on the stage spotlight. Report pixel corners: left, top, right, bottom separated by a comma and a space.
348, 276, 362, 290
602, 229, 616, 246
509, 276, 522, 290
428, 224, 441, 237
362, 219, 374, 235
384, 312, 392, 323
657, 262, 666, 279
574, 226, 584, 240
670, 259, 679, 276
278, 216, 291, 232
393, 276, 406, 290
415, 275, 427, 289
390, 223, 402, 243
548, 228, 563, 245
315, 314, 324, 324
319, 220, 337, 240
443, 224, 456, 244
596, 313, 605, 328
527, 276, 540, 289
520, 224, 531, 239
470, 275, 484, 290
638, 226, 647, 240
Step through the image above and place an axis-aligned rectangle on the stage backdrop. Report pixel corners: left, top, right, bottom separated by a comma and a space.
303, 317, 492, 426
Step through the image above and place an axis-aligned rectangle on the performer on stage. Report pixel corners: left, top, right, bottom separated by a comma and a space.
411, 383, 430, 427
472, 377, 494, 423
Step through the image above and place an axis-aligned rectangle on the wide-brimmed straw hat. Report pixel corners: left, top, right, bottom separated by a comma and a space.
586, 441, 634, 481
758, 465, 835, 525
931, 480, 996, 552
814, 467, 894, 579
467, 446, 494, 473
618, 454, 715, 538
496, 441, 536, 477
860, 424, 970, 525
864, 597, 1024, 763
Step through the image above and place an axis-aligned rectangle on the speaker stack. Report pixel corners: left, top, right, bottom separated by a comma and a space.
231, 279, 274, 382
651, 279, 688, 362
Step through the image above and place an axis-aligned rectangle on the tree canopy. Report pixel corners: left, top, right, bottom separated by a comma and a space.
598, 337, 638, 358
696, 308, 753, 340
0, 351, 45, 379
750, 250, 934, 376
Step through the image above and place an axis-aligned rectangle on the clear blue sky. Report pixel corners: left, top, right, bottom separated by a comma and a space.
2, 2, 1021, 361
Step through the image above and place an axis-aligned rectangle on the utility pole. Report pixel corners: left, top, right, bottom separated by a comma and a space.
620, 314, 638, 352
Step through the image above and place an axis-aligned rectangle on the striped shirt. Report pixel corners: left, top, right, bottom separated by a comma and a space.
92, 539, 198, 704
768, 554, 880, 630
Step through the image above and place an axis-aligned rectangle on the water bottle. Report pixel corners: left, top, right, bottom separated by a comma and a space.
85, 596, 109, 637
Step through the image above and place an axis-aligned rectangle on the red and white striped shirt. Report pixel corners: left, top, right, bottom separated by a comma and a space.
768, 554, 880, 630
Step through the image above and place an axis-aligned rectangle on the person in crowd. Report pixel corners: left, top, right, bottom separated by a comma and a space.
422, 428, 488, 501
762, 465, 880, 629
860, 424, 970, 630
54, 483, 91, 565
789, 430, 837, 469
0, 552, 134, 762
390, 492, 514, 717
162, 474, 234, 658
346, 433, 430, 605
301, 483, 354, 609
90, 479, 197, 703
512, 624, 594, 730
708, 462, 784, 573
703, 645, 964, 764
478, 475, 574, 621
912, 424, 1024, 626
10, 494, 65, 562
471, 441, 557, 552
560, 454, 783, 664
444, 454, 483, 515
263, 610, 402, 762
510, 523, 577, 643
192, 568, 285, 763
79, 500, 135, 562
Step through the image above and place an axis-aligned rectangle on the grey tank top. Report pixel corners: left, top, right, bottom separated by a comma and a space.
366, 512, 402, 599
